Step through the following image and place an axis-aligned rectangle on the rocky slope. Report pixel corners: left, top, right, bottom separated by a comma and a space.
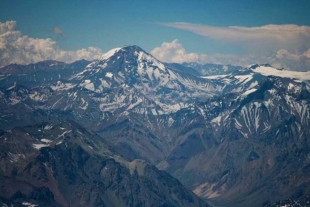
0, 121, 209, 207
1, 45, 310, 206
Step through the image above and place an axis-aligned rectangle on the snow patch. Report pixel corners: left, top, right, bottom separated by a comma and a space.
235, 74, 253, 84
9, 97, 21, 105
253, 66, 310, 81
80, 79, 95, 91
7, 84, 16, 90
79, 98, 88, 110
241, 88, 257, 96
43, 124, 53, 130
22, 202, 38, 207
29, 92, 46, 102
41, 138, 52, 143
32, 143, 49, 149
101, 47, 121, 60
56, 140, 63, 145
211, 115, 222, 125
51, 81, 76, 91
106, 72, 113, 78
202, 75, 228, 79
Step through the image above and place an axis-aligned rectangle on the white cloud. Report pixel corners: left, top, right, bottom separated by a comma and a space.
276, 49, 300, 61
274, 49, 310, 71
159, 22, 310, 51
0, 20, 16, 34
151, 39, 310, 71
150, 39, 219, 64
0, 21, 105, 67
150, 39, 270, 66
158, 23, 310, 71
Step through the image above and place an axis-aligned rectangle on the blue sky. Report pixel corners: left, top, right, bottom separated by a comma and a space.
1, 0, 310, 70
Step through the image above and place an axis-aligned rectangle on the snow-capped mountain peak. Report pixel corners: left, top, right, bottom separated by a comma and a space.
72, 45, 219, 99
101, 47, 122, 60
64, 45, 221, 116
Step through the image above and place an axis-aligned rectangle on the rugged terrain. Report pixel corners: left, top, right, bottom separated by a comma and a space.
0, 121, 208, 207
1, 45, 310, 206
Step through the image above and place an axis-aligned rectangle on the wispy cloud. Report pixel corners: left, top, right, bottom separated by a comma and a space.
159, 22, 310, 52
0, 21, 105, 67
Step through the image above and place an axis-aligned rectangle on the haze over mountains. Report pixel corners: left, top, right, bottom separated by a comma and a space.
1, 45, 310, 207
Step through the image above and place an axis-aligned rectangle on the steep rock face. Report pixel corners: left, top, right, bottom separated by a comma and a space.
161, 69, 310, 206
0, 121, 209, 207
1, 46, 310, 206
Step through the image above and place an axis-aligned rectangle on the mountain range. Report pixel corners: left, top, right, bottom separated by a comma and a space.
1, 45, 310, 207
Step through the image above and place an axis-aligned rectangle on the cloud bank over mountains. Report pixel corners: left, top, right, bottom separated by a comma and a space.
0, 20, 310, 71
154, 22, 310, 70
0, 21, 104, 67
